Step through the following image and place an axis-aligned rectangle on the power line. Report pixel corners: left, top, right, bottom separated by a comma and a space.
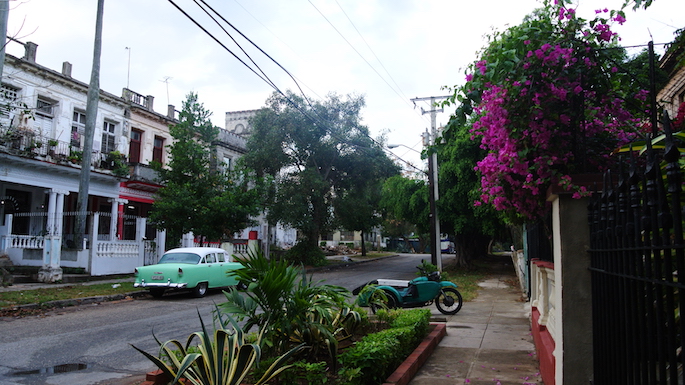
167, 0, 419, 169
333, 0, 410, 102
307, 0, 427, 123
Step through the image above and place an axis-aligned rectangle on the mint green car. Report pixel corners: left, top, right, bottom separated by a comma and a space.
134, 247, 242, 298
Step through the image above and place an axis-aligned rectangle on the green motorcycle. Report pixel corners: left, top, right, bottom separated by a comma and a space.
353, 263, 463, 315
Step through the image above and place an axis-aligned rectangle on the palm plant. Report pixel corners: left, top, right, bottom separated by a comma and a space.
220, 250, 362, 364
131, 306, 303, 385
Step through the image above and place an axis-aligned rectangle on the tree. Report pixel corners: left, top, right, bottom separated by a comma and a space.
241, 91, 397, 264
437, 120, 509, 266
379, 175, 430, 254
149, 92, 260, 246
443, 0, 650, 222
334, 135, 399, 256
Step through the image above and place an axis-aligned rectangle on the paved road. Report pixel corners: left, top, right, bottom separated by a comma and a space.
0, 253, 430, 385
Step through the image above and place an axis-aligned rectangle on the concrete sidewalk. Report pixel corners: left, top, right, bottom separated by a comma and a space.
409, 254, 542, 385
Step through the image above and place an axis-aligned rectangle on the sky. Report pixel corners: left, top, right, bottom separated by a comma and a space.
4, 0, 684, 169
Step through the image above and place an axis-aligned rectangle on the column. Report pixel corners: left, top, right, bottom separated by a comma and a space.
108, 198, 127, 241
53, 189, 69, 237
45, 190, 57, 235
550, 193, 593, 385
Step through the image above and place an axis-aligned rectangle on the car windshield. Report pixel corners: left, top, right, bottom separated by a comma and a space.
158, 252, 201, 264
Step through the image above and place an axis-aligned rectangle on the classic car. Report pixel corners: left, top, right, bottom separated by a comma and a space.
133, 247, 243, 298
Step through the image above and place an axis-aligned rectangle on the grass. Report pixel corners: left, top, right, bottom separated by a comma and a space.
440, 259, 494, 302
0, 281, 138, 309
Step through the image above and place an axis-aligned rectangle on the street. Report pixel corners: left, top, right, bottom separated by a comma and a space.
0, 254, 431, 385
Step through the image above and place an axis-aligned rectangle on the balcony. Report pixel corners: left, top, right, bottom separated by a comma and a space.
0, 126, 130, 177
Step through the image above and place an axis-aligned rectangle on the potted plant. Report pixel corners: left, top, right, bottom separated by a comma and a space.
107, 151, 129, 177
47, 139, 59, 157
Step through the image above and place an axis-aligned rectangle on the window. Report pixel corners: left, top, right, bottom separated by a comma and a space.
152, 136, 164, 163
35, 97, 55, 138
129, 129, 142, 163
0, 84, 19, 125
221, 156, 232, 172
340, 231, 354, 241
101, 121, 117, 154
36, 98, 53, 116
71, 110, 86, 148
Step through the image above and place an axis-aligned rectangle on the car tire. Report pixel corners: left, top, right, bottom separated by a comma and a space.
149, 288, 165, 298
193, 282, 208, 298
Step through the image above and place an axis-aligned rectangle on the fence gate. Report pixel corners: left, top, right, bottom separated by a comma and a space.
588, 115, 684, 384
143, 240, 158, 265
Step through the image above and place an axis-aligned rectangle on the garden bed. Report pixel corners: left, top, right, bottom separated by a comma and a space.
140, 322, 447, 385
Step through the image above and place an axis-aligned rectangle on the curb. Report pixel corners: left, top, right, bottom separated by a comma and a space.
383, 322, 447, 385
9, 290, 150, 312
306, 254, 399, 272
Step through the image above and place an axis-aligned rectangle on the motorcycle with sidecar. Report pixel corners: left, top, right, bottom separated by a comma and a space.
353, 262, 463, 315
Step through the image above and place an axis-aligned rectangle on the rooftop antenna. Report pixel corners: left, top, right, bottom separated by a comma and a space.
160, 76, 172, 106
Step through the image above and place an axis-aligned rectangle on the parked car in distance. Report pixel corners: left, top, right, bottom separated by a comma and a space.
134, 247, 242, 298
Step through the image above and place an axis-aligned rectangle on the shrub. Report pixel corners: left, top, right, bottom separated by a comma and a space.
339, 308, 431, 385
285, 241, 327, 266
339, 332, 400, 385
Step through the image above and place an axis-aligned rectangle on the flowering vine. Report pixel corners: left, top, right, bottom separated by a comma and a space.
443, 0, 649, 222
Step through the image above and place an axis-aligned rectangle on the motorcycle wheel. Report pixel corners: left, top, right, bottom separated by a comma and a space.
370, 289, 398, 314
436, 287, 463, 315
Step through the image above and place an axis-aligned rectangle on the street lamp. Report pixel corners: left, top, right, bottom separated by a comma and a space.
387, 140, 442, 271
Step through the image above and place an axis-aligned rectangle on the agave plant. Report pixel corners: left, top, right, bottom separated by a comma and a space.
131, 305, 304, 385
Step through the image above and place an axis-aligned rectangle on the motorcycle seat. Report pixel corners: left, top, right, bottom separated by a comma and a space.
377, 279, 410, 287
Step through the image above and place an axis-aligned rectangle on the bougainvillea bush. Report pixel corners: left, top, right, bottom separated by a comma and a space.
443, 0, 650, 222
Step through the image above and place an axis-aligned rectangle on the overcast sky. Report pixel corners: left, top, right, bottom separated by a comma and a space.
5, 0, 684, 168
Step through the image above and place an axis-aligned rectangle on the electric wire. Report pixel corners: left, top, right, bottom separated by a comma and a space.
307, 0, 427, 124
231, 0, 325, 101
334, 0, 410, 103
168, 0, 423, 173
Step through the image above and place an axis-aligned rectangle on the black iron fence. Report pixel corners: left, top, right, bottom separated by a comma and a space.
588, 113, 684, 384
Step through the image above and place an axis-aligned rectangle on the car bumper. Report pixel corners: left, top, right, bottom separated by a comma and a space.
134, 280, 188, 289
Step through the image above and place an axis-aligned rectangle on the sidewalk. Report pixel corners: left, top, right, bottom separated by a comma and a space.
409, 253, 542, 385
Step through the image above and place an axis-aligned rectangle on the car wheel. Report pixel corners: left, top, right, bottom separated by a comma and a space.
149, 288, 165, 298
193, 282, 208, 298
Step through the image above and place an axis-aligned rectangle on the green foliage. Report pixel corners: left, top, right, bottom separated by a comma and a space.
437, 120, 508, 263
241, 91, 398, 253
278, 360, 330, 384
390, 308, 431, 347
339, 332, 400, 385
131, 308, 304, 385
339, 308, 430, 385
379, 175, 430, 251
108, 151, 129, 177
285, 240, 327, 266
219, 249, 360, 364
416, 260, 438, 275
149, 92, 261, 243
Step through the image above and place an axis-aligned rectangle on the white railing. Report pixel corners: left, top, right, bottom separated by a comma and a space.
530, 259, 557, 340
6, 235, 44, 249
96, 241, 139, 259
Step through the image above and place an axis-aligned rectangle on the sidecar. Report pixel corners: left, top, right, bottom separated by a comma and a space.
354, 276, 456, 308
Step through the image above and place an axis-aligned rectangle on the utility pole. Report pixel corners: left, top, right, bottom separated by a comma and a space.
0, 0, 9, 79
76, 0, 105, 252
411, 95, 449, 271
